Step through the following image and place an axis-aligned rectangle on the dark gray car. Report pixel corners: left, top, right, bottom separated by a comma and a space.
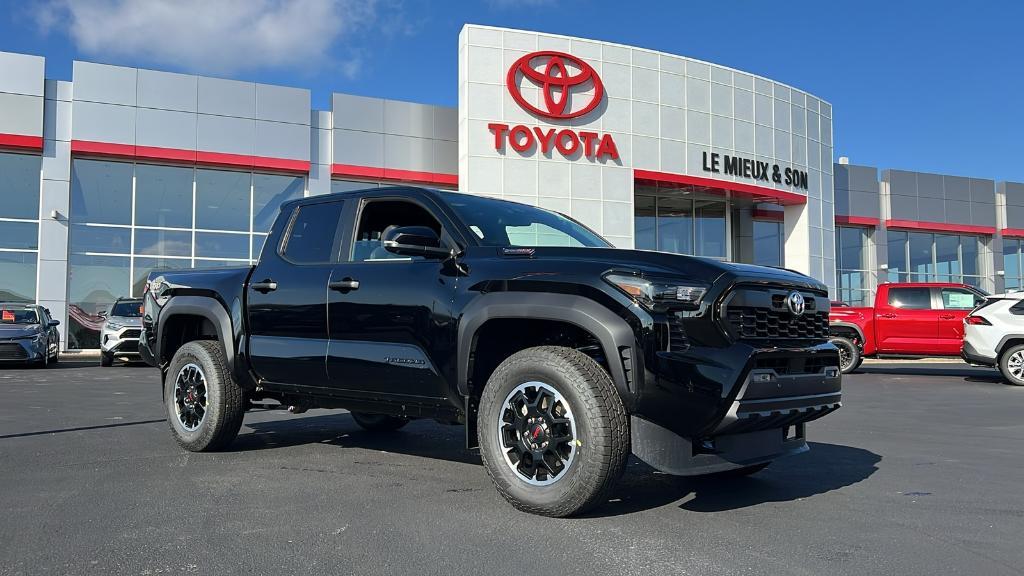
0, 303, 60, 367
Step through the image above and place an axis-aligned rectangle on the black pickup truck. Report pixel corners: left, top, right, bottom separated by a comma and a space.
140, 186, 841, 517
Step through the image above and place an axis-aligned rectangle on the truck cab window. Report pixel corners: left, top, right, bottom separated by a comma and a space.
941, 288, 984, 310
281, 202, 344, 264
887, 287, 932, 309
353, 200, 443, 261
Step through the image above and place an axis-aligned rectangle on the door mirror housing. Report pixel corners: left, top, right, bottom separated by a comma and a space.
48, 319, 60, 327
382, 226, 450, 258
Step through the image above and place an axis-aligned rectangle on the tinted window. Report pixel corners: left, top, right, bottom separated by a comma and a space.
941, 288, 983, 310
0, 152, 41, 220
135, 164, 194, 228
888, 287, 932, 309
195, 169, 250, 231
110, 301, 143, 317
0, 252, 36, 302
0, 221, 39, 250
133, 229, 192, 257
71, 159, 133, 225
353, 200, 442, 261
195, 232, 249, 259
253, 174, 304, 233
282, 202, 343, 264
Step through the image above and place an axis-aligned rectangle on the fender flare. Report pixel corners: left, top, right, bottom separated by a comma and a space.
996, 334, 1024, 356
156, 296, 234, 372
829, 321, 865, 343
457, 292, 639, 401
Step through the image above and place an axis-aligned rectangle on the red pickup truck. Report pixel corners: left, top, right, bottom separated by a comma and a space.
829, 282, 987, 373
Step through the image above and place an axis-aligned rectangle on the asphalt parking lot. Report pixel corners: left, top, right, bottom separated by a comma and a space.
1, 361, 1022, 576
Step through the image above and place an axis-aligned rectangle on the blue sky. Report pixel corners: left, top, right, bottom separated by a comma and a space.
2, 0, 1020, 181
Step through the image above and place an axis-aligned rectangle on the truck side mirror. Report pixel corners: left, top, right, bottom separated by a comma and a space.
48, 319, 60, 327
382, 226, 450, 258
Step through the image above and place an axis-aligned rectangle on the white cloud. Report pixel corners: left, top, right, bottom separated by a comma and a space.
33, 0, 380, 76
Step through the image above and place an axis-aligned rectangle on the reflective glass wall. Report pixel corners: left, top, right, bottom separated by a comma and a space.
886, 230, 983, 288
67, 159, 304, 349
835, 226, 872, 305
1003, 238, 1024, 292
0, 152, 41, 303
634, 189, 728, 259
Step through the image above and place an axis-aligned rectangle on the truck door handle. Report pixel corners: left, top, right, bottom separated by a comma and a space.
939, 314, 955, 320
251, 279, 278, 293
879, 313, 897, 319
329, 278, 360, 292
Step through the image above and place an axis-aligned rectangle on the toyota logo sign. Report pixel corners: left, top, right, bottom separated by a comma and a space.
787, 291, 806, 317
506, 51, 604, 120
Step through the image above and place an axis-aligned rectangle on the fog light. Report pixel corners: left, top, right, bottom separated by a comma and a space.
825, 368, 839, 378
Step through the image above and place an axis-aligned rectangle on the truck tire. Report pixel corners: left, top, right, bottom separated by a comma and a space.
998, 344, 1024, 386
164, 340, 245, 451
830, 336, 861, 374
350, 412, 409, 431
100, 351, 114, 367
478, 346, 629, 518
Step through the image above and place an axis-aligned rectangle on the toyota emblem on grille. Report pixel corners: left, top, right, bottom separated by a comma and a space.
787, 291, 806, 316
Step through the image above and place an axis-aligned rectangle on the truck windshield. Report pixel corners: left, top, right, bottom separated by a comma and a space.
440, 192, 610, 248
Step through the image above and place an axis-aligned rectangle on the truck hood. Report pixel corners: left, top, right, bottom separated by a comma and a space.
506, 247, 827, 291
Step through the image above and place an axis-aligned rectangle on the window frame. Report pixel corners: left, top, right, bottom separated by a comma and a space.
346, 195, 460, 264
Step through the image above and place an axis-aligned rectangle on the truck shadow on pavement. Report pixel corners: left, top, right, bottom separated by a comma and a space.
239, 413, 881, 515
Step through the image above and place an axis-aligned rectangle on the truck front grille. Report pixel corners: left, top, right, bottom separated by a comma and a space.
722, 286, 829, 342
667, 314, 688, 351
121, 329, 141, 339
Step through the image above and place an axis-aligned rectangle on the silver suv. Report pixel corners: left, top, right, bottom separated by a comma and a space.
100, 298, 144, 366
962, 293, 1024, 385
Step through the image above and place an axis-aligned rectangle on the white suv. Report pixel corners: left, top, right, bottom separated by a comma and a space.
962, 293, 1024, 386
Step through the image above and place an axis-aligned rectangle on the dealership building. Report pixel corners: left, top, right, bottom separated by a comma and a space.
0, 24, 1021, 350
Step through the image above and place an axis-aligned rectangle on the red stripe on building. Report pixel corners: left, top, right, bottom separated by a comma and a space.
0, 133, 44, 151
752, 208, 784, 221
633, 169, 807, 206
331, 163, 458, 187
1002, 228, 1024, 238
835, 215, 881, 227
71, 140, 309, 173
885, 219, 996, 235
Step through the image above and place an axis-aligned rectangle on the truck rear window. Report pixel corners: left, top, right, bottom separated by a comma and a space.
887, 287, 931, 309
282, 202, 344, 264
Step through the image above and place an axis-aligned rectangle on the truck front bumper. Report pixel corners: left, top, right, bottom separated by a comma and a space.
632, 343, 841, 476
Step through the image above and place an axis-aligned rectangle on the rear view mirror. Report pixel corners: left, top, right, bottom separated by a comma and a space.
383, 226, 450, 258
48, 320, 60, 327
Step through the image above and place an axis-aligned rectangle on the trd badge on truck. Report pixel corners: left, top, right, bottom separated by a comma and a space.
140, 185, 842, 518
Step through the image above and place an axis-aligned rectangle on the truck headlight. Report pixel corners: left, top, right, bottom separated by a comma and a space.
604, 273, 707, 310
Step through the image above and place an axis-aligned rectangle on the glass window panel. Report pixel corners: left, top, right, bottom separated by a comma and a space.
194, 258, 248, 269
131, 257, 191, 297
961, 235, 979, 277
634, 195, 657, 250
195, 232, 249, 259
838, 227, 866, 270
0, 221, 38, 250
331, 179, 380, 194
70, 224, 131, 254
753, 220, 782, 266
886, 231, 907, 276
253, 174, 303, 233
0, 251, 36, 302
657, 197, 693, 255
133, 228, 192, 257
67, 254, 130, 349
195, 169, 250, 232
1004, 239, 1020, 280
935, 234, 960, 276
888, 287, 932, 309
0, 152, 41, 219
71, 159, 133, 225
134, 164, 193, 228
282, 202, 344, 264
909, 232, 934, 276
941, 288, 984, 310
695, 200, 726, 258
252, 234, 268, 261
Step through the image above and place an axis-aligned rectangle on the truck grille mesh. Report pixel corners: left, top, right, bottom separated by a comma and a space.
0, 343, 28, 360
722, 286, 829, 342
